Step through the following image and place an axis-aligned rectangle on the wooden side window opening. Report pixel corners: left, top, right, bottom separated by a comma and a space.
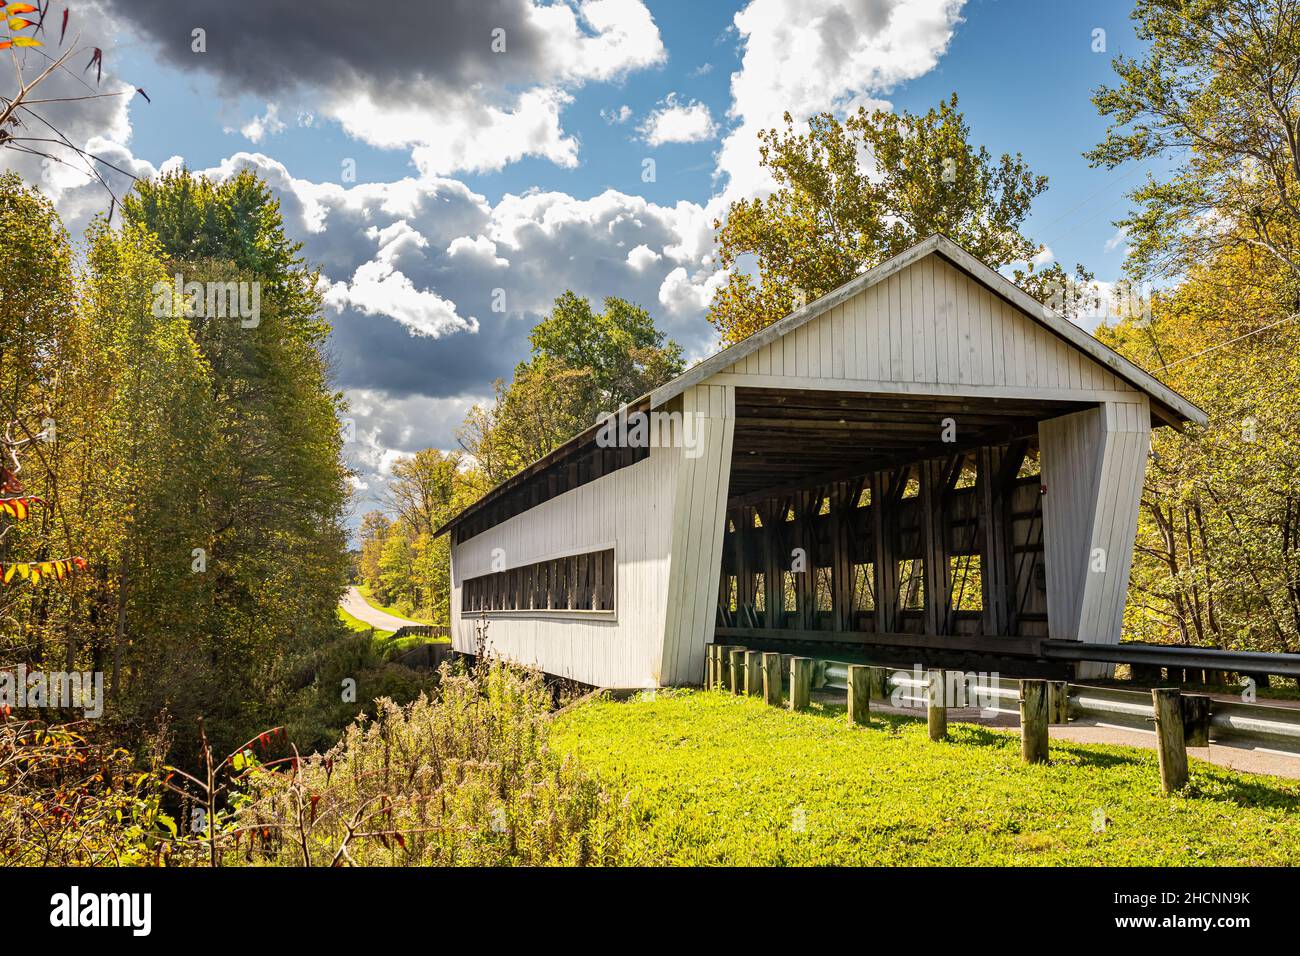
462, 548, 615, 613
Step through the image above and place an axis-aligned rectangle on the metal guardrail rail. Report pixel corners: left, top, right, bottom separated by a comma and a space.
816, 659, 1300, 754
1041, 639, 1300, 678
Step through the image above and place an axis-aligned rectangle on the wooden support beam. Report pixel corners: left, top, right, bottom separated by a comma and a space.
729, 648, 746, 696
1020, 679, 1049, 763
1153, 688, 1189, 793
1181, 693, 1211, 748
848, 664, 871, 725
927, 669, 948, 741
871, 470, 899, 634
762, 651, 783, 706
977, 446, 1011, 637
869, 666, 890, 702
1049, 680, 1070, 724
763, 500, 785, 630
744, 650, 763, 697
919, 460, 950, 637
790, 657, 812, 711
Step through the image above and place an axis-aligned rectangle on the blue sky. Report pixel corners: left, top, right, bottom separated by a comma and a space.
112, 0, 1154, 277
6, 0, 1166, 523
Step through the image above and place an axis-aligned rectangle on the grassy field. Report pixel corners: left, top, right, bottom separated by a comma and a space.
552, 689, 1300, 865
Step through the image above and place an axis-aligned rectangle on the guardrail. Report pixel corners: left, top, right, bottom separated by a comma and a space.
1041, 639, 1300, 678
390, 624, 451, 641
708, 645, 1300, 793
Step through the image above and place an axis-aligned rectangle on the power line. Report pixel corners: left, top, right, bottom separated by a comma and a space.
1161, 309, 1300, 369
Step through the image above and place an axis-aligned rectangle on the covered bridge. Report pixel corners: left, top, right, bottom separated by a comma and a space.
435, 234, 1206, 687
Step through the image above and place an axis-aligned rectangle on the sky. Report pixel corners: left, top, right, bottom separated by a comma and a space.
2, 0, 1162, 530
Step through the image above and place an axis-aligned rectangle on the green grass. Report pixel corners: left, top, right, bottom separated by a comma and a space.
552, 689, 1300, 865
337, 606, 393, 641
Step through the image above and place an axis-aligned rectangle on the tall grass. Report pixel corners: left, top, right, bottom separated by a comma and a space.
234, 657, 627, 866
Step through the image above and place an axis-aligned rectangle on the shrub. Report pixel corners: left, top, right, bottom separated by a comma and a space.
0, 718, 191, 866
232, 657, 627, 865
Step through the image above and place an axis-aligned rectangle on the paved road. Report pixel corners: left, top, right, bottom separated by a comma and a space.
340, 586, 423, 632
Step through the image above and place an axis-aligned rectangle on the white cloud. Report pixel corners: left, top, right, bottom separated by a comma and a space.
658, 266, 728, 316
1104, 225, 1129, 253
315, 0, 665, 176
638, 0, 965, 318
716, 0, 966, 202
536, 0, 668, 84
238, 103, 286, 143
627, 244, 662, 270
639, 93, 719, 146
321, 219, 481, 339
334, 86, 580, 176
601, 104, 633, 124
447, 234, 510, 268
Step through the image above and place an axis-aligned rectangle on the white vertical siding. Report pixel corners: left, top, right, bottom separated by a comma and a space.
718, 256, 1142, 400
449, 443, 681, 689
660, 385, 735, 685
1040, 399, 1151, 676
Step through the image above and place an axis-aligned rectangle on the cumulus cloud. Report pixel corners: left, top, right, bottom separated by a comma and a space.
639, 93, 719, 146
601, 104, 633, 124
236, 104, 286, 143
108, 0, 666, 175
640, 0, 965, 318
716, 0, 966, 202
341, 387, 489, 515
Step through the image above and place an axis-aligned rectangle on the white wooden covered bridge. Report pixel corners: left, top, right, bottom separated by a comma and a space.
435, 234, 1206, 688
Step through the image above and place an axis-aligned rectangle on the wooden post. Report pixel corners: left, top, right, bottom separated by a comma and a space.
868, 665, 890, 702
1020, 679, 1049, 763
789, 657, 812, 711
762, 652, 782, 706
1048, 680, 1070, 724
1153, 688, 1189, 793
847, 664, 870, 725
1181, 693, 1211, 748
744, 650, 763, 697
705, 645, 716, 689
729, 649, 746, 696
927, 669, 947, 741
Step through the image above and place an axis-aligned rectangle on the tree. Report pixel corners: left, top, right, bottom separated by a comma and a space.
1088, 0, 1300, 280
458, 292, 684, 482
528, 292, 684, 413
709, 95, 1091, 343
382, 449, 463, 540
357, 510, 391, 595
120, 168, 351, 746
1097, 236, 1300, 653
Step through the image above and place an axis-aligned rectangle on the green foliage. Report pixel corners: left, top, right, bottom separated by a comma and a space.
1098, 240, 1300, 652
459, 291, 684, 484
553, 691, 1300, 865
278, 631, 437, 757
237, 657, 627, 866
709, 95, 1091, 343
0, 718, 188, 866
117, 168, 352, 755
0, 167, 353, 767
1088, 0, 1300, 280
